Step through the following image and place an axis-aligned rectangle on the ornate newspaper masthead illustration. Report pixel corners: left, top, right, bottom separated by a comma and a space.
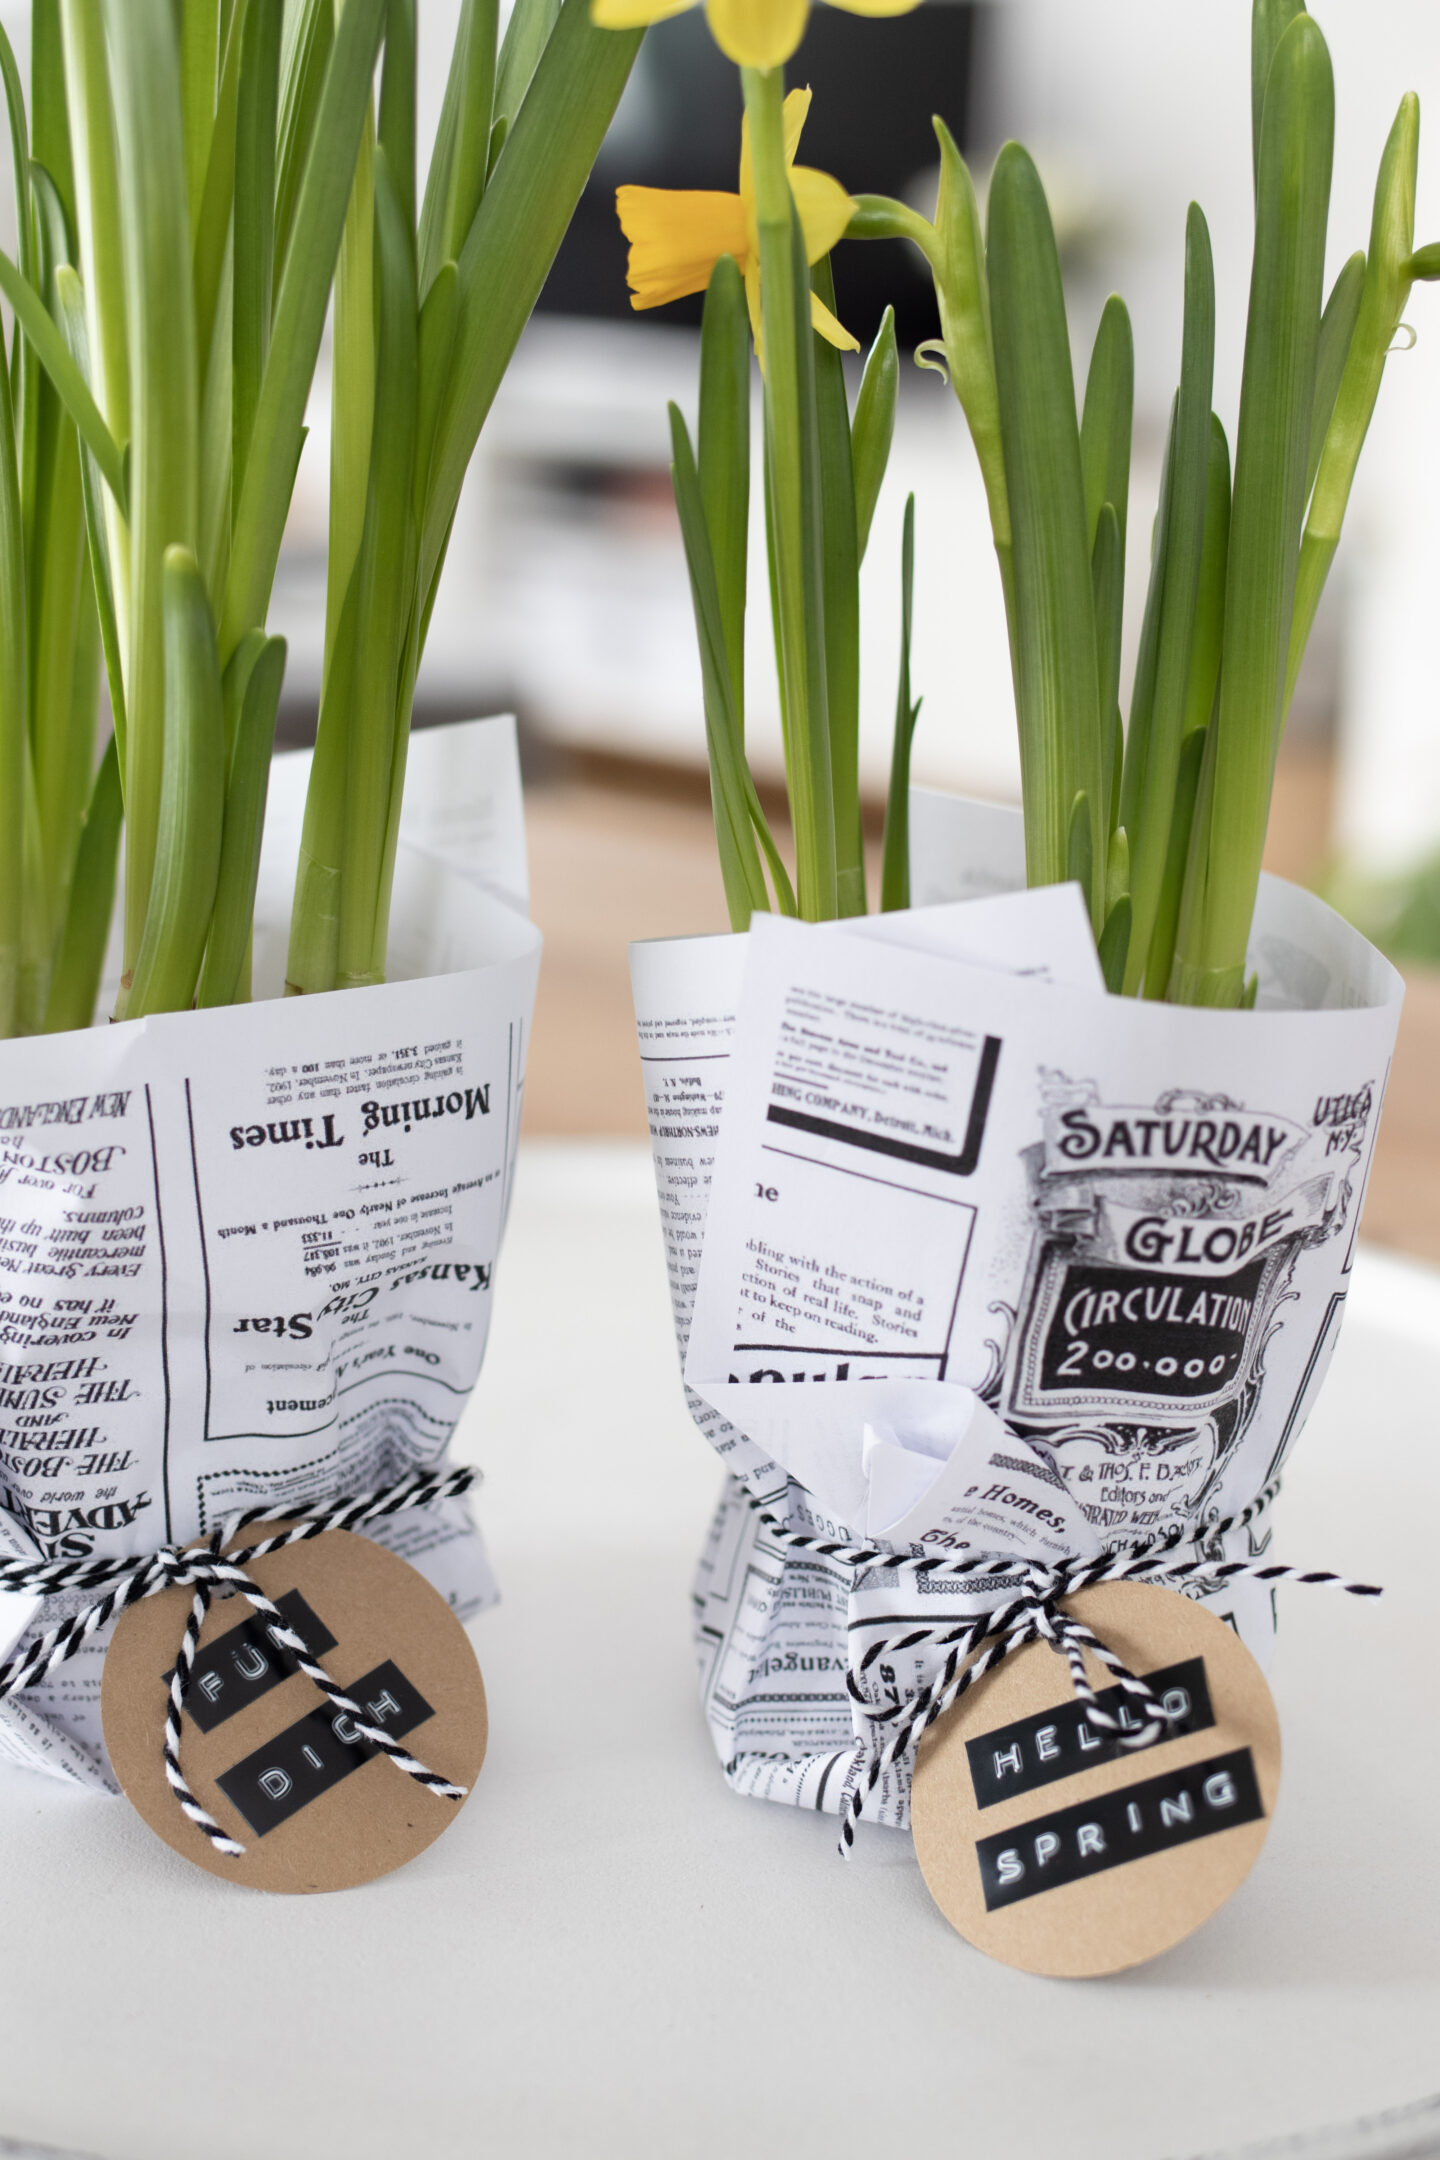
1003, 1075, 1375, 1538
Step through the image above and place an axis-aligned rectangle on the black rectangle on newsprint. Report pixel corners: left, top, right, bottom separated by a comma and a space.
765, 1034, 1002, 1179
976, 1747, 1264, 1911
966, 1657, 1215, 1807
216, 1660, 433, 1836
1035, 1254, 1269, 1404
177, 1589, 338, 1734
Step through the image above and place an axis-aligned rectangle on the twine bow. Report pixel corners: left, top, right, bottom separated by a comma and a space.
744, 1480, 1380, 1853
0, 1465, 479, 1857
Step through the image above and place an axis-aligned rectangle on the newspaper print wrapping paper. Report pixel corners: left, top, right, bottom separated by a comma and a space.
630, 793, 1402, 1827
0, 717, 540, 1789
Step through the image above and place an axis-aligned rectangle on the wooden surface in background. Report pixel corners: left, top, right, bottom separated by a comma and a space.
521, 745, 1440, 1265
523, 771, 734, 1138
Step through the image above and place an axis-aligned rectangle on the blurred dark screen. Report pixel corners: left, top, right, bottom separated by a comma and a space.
537, 4, 980, 351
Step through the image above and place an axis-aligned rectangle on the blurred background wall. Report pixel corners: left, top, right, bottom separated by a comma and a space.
281, 0, 1439, 879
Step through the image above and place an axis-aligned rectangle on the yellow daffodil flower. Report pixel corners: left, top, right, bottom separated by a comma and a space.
593, 0, 923, 73
617, 88, 858, 354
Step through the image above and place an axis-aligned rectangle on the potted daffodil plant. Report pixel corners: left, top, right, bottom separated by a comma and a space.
0, 0, 636, 1809
612, 0, 1424, 1927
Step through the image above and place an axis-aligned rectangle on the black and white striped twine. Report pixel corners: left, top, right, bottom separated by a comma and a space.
741, 1480, 1382, 1854
0, 1464, 479, 1858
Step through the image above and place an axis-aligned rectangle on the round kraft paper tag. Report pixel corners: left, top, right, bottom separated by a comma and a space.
101, 1528, 487, 1893
909, 1581, 1281, 1977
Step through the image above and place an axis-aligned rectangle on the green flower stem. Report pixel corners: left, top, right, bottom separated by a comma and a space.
1091, 502, 1122, 842
675, 267, 793, 931
221, 0, 385, 663
30, 490, 97, 940
335, 151, 418, 993
0, 26, 38, 559
1080, 300, 1132, 853
1284, 94, 1417, 719
741, 64, 835, 922
812, 255, 863, 917
1252, 0, 1307, 193
326, 101, 375, 689
1141, 414, 1229, 1004
493, 0, 560, 134
17, 765, 50, 1034
197, 633, 285, 1008
27, 213, 96, 959
232, 0, 282, 517
378, 0, 417, 232
192, 2, 247, 385
0, 247, 126, 513
1123, 203, 1214, 994
58, 0, 131, 669
439, 0, 498, 266
674, 407, 768, 926
851, 303, 897, 564
1144, 722, 1208, 1007
275, 4, 331, 270
930, 125, 1011, 621
1119, 402, 1175, 857
413, 264, 459, 531
43, 731, 121, 1035
286, 581, 354, 996
54, 263, 126, 768
1306, 251, 1365, 500
123, 547, 224, 1018
1185, 415, 1232, 744
180, 1, 221, 245
697, 252, 750, 727
30, 4, 72, 216
851, 146, 1014, 632
1080, 296, 1134, 562
988, 142, 1104, 926
880, 493, 919, 913
1170, 14, 1332, 1006
0, 281, 24, 1039
105, 0, 199, 989
370, 606, 427, 984
0, 23, 108, 1037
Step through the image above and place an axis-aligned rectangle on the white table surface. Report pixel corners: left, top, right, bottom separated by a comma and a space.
0, 1139, 1436, 2160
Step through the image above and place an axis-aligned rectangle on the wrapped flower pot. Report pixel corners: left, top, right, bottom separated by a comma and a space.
633, 793, 1400, 1843
604, 0, 1429, 1967
0, 3, 638, 1883
0, 717, 539, 1796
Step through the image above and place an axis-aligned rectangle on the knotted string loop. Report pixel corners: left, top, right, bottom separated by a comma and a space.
742, 1479, 1379, 1855
0, 1465, 479, 1857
